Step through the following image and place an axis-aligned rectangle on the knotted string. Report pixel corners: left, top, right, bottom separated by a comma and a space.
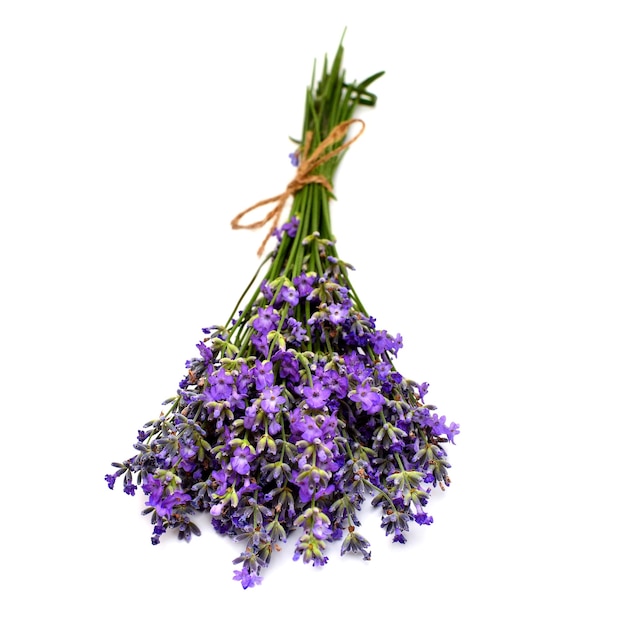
231, 118, 366, 256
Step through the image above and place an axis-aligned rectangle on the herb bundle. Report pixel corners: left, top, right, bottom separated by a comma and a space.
106, 40, 459, 589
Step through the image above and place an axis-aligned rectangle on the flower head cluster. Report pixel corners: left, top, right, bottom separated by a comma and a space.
106, 232, 459, 586
106, 41, 458, 588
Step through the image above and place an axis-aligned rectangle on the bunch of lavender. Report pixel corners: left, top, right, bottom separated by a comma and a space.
106, 42, 459, 589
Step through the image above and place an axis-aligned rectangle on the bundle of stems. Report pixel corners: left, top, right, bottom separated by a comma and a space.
106, 40, 458, 589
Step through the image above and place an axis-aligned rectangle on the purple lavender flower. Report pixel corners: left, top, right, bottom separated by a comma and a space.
321, 369, 348, 398
282, 215, 300, 237
179, 440, 198, 472
260, 280, 274, 301
328, 303, 350, 325
442, 421, 460, 444
350, 381, 385, 414
196, 341, 213, 365
272, 350, 300, 383
415, 510, 433, 525
210, 502, 224, 516
254, 360, 274, 390
417, 381, 429, 400
211, 469, 229, 496
298, 414, 323, 443
302, 380, 331, 409
252, 307, 280, 333
233, 568, 263, 589
137, 429, 149, 442
312, 517, 333, 540
286, 318, 308, 344
370, 330, 393, 354
158, 491, 192, 517
244, 405, 260, 430
142, 474, 163, 497
279, 285, 300, 306
260, 385, 286, 414
294, 272, 315, 298
250, 331, 269, 357
209, 369, 234, 401
236, 362, 254, 393
232, 447, 254, 475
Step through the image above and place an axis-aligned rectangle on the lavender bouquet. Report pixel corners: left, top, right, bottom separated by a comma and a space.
106, 41, 459, 589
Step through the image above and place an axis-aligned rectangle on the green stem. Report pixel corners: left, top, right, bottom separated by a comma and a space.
224, 40, 383, 362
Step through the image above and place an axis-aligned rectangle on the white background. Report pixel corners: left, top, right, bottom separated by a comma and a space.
1, 1, 625, 624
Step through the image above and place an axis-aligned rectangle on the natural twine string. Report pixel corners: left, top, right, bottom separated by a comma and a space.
231, 118, 366, 256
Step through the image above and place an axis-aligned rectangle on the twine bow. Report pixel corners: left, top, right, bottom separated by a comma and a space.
231, 118, 366, 256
